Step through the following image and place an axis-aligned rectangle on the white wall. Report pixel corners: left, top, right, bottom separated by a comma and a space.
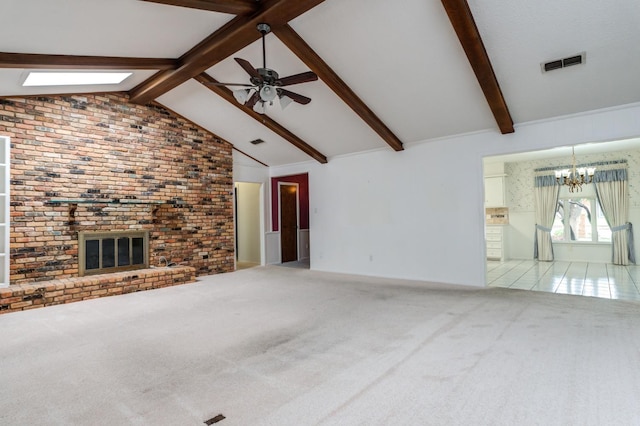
0, 136, 9, 287
233, 150, 270, 184
265, 232, 280, 264
268, 102, 640, 287
235, 182, 261, 263
299, 229, 310, 260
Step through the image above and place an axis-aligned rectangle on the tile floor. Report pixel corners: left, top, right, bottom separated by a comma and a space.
487, 260, 640, 301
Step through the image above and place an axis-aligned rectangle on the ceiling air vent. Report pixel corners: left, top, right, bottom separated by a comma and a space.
541, 52, 586, 73
250, 138, 265, 145
543, 60, 563, 72
562, 54, 583, 67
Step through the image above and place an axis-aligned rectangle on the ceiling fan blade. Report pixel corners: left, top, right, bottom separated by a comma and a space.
245, 91, 261, 109
276, 71, 318, 87
234, 57, 261, 81
278, 88, 311, 105
203, 82, 255, 87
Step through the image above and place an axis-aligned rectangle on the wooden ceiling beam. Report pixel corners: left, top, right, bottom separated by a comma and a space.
272, 24, 404, 151
233, 147, 269, 167
140, 0, 258, 15
129, 0, 326, 104
0, 52, 178, 70
440, 0, 514, 134
194, 72, 328, 164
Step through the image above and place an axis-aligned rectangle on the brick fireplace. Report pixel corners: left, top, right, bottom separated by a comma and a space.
0, 93, 235, 286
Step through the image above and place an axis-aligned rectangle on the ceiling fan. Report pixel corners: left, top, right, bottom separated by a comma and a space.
206, 23, 318, 114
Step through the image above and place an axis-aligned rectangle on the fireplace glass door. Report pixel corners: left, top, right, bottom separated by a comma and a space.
79, 231, 149, 276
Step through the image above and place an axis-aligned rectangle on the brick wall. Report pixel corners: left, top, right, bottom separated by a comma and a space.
0, 266, 196, 314
0, 93, 234, 285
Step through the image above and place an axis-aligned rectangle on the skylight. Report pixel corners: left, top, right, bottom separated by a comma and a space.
22, 72, 132, 87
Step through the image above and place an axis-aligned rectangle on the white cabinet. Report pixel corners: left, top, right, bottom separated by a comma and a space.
486, 225, 507, 261
0, 136, 8, 287
484, 176, 506, 207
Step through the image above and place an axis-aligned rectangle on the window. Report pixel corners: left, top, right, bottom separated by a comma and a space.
79, 231, 149, 276
551, 197, 611, 243
22, 71, 132, 87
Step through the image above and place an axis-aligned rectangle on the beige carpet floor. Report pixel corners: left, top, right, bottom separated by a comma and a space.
1, 266, 640, 425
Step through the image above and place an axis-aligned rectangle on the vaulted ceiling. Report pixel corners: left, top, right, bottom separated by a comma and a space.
2, 0, 639, 166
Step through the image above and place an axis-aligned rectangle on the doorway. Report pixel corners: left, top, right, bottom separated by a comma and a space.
234, 182, 263, 269
482, 137, 640, 290
279, 183, 298, 263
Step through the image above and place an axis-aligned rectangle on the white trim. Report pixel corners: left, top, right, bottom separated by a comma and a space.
298, 229, 310, 260
325, 145, 391, 162
403, 127, 496, 149
259, 183, 266, 266
513, 100, 640, 130
408, 101, 640, 154
0, 136, 8, 287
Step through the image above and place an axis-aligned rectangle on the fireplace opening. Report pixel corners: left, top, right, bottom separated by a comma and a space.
79, 231, 149, 276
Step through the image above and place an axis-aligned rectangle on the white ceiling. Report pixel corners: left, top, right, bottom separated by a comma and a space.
2, 0, 640, 167
469, 0, 640, 123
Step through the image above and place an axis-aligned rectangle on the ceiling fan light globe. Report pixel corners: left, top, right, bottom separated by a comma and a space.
280, 95, 293, 110
233, 88, 251, 104
253, 101, 265, 114
259, 85, 277, 102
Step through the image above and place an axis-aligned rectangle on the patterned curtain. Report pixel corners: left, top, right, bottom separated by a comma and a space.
594, 164, 635, 265
533, 174, 559, 261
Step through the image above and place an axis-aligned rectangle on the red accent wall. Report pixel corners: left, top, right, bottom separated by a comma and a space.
271, 173, 309, 231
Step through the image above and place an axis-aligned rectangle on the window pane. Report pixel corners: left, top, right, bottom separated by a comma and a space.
118, 237, 130, 266
86, 240, 100, 270
132, 237, 144, 265
597, 203, 612, 242
569, 198, 592, 242
102, 238, 115, 268
551, 202, 565, 242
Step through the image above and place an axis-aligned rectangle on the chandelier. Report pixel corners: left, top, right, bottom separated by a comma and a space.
554, 146, 596, 192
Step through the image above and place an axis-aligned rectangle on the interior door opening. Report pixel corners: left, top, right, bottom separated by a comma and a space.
235, 182, 263, 270
279, 183, 299, 263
